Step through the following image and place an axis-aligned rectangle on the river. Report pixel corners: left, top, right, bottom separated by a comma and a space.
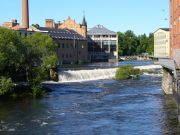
0, 61, 180, 135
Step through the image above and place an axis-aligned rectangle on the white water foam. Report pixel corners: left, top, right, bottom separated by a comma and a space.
58, 68, 117, 83
44, 64, 162, 83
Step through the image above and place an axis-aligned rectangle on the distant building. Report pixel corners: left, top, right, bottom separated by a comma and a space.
3, 0, 29, 30
2, 0, 88, 65
45, 16, 87, 38
29, 16, 88, 65
88, 25, 118, 62
2, 19, 20, 30
154, 28, 170, 58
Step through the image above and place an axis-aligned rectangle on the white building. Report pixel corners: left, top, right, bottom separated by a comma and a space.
88, 25, 118, 62
154, 28, 170, 58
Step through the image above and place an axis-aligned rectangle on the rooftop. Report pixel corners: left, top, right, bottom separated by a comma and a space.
38, 27, 87, 40
154, 28, 170, 33
88, 25, 116, 35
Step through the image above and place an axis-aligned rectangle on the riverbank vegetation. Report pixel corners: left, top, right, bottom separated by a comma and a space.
0, 27, 58, 98
118, 30, 154, 56
115, 66, 141, 80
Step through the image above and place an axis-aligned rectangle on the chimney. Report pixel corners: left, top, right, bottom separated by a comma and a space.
45, 19, 54, 28
22, 0, 29, 29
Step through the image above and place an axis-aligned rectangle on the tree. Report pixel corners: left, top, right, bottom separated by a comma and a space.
0, 27, 58, 97
24, 33, 58, 83
32, 24, 40, 29
118, 30, 138, 56
0, 77, 15, 96
118, 30, 154, 56
0, 27, 26, 81
146, 33, 154, 55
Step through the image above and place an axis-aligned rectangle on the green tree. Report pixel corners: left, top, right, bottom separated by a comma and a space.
146, 33, 154, 55
0, 27, 26, 81
24, 33, 58, 83
118, 30, 154, 56
118, 30, 138, 56
0, 77, 15, 96
0, 27, 58, 97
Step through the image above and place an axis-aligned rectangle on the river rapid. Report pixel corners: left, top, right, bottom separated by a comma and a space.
0, 60, 180, 135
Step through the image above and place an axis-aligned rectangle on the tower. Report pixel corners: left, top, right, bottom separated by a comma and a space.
22, 0, 29, 29
81, 16, 87, 37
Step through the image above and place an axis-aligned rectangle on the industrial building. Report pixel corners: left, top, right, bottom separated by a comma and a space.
88, 25, 118, 62
154, 28, 170, 58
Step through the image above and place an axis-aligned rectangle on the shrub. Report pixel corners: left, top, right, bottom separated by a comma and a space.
115, 66, 140, 80
0, 77, 15, 96
31, 85, 46, 98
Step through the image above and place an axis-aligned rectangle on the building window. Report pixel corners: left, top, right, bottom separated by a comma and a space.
66, 54, 68, 58
58, 43, 61, 48
66, 43, 69, 48
62, 43, 65, 48
62, 54, 64, 58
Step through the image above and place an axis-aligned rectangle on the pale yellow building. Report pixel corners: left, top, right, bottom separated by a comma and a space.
154, 28, 170, 58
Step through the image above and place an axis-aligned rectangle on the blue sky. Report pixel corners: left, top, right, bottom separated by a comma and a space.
0, 0, 169, 35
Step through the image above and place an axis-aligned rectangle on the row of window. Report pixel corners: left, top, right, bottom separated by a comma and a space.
89, 35, 116, 38
154, 40, 168, 45
61, 52, 84, 59
58, 43, 85, 49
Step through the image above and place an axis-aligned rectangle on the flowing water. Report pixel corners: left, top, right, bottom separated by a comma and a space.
0, 61, 180, 135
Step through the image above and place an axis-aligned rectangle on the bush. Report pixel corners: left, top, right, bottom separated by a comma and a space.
31, 85, 46, 98
115, 66, 140, 80
0, 77, 15, 96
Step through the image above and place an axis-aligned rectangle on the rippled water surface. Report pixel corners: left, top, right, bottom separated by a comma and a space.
1, 66, 180, 134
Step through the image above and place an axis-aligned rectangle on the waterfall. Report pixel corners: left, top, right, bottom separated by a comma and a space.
57, 65, 162, 83
58, 68, 117, 82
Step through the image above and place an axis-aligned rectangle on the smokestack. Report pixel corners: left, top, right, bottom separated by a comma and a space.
22, 0, 29, 29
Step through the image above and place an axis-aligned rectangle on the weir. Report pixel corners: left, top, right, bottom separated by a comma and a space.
58, 65, 161, 83
58, 68, 117, 82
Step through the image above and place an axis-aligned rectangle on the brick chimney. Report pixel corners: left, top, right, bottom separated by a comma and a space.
45, 19, 54, 28
22, 0, 29, 29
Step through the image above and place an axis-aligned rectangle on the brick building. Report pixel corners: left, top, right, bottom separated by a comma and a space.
45, 16, 87, 38
2, 19, 20, 30
2, 0, 88, 65
29, 16, 88, 65
170, 0, 180, 67
3, 0, 29, 30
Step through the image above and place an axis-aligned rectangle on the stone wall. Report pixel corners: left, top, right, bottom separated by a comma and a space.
162, 68, 173, 95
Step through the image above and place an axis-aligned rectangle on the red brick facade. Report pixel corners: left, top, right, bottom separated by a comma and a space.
3, 19, 20, 30
170, 0, 180, 67
3, 0, 29, 30
45, 16, 87, 38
